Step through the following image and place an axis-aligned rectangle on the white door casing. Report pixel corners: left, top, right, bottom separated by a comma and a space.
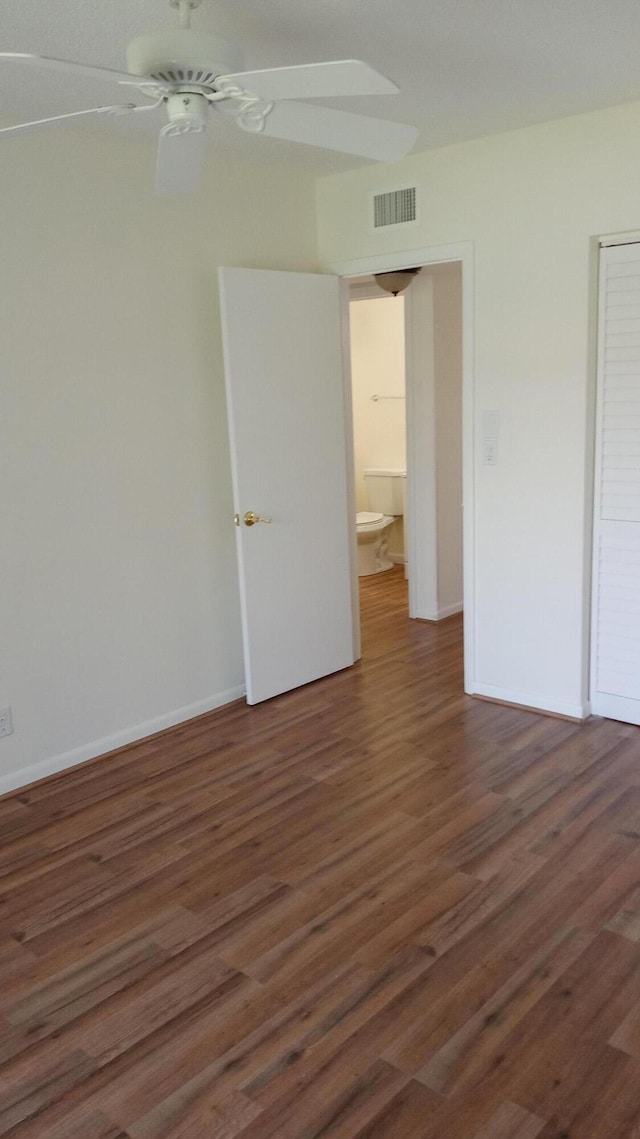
219, 267, 356, 705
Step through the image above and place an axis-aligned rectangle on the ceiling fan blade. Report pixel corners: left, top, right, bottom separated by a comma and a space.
155, 126, 206, 196
217, 60, 399, 101
258, 102, 417, 162
0, 52, 160, 91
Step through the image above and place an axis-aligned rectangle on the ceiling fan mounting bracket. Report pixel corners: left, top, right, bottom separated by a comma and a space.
169, 0, 203, 32
126, 28, 242, 85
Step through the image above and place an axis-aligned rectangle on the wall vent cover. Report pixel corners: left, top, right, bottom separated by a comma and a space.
373, 186, 417, 229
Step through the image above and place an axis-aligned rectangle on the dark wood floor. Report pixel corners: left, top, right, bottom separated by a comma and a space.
2, 567, 640, 1137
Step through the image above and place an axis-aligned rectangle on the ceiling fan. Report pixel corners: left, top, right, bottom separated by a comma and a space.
0, 0, 418, 194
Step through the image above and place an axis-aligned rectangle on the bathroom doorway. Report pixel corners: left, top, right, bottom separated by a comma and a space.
349, 281, 408, 581
347, 261, 464, 631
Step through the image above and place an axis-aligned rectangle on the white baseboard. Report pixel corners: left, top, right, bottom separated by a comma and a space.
0, 685, 246, 797
471, 681, 589, 721
435, 601, 463, 620
415, 601, 463, 621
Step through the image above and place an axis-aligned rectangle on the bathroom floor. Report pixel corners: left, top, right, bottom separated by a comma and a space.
358, 563, 410, 656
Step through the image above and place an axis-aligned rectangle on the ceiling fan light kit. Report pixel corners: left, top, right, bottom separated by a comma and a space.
0, 0, 418, 194
164, 91, 207, 130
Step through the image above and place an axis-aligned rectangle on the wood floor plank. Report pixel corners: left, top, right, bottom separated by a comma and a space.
237, 952, 476, 1116
93, 977, 286, 1131
235, 1057, 408, 1139
533, 1049, 640, 1139
0, 1045, 98, 1135
413, 925, 595, 1094
228, 860, 452, 998
133, 1089, 262, 1139
1, 933, 170, 1046
353, 1079, 445, 1138
470, 1101, 546, 1138
2, 568, 640, 1135
2, 1104, 132, 1139
459, 931, 640, 1122
352, 865, 478, 970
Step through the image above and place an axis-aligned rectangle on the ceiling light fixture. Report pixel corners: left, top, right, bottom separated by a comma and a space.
374, 267, 421, 296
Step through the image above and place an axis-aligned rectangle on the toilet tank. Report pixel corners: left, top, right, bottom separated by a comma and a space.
363, 468, 406, 515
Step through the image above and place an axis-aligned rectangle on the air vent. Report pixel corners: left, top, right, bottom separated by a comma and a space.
373, 186, 417, 229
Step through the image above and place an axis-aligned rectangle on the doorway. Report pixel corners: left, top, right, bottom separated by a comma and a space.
349, 280, 408, 585
345, 259, 466, 664
332, 242, 474, 692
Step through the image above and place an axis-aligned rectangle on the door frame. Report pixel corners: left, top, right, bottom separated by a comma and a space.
328, 241, 475, 695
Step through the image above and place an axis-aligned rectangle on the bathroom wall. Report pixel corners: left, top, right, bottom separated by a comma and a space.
349, 293, 406, 558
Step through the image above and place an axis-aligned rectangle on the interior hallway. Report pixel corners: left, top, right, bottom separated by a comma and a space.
1, 568, 640, 1136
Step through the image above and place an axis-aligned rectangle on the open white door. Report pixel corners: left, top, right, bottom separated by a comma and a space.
219, 267, 356, 704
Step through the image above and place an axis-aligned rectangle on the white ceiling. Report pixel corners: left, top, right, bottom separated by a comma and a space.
3, 0, 640, 176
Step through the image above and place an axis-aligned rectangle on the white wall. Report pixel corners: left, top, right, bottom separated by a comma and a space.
0, 126, 318, 793
349, 294, 406, 512
316, 99, 640, 718
433, 265, 463, 616
405, 268, 462, 620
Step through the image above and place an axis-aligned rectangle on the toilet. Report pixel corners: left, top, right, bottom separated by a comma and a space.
356, 468, 406, 576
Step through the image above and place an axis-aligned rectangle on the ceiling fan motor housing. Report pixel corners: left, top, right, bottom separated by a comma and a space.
126, 29, 243, 88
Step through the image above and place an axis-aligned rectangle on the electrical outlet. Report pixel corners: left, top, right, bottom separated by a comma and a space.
0, 707, 13, 738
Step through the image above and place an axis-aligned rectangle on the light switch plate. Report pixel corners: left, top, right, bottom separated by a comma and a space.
482, 410, 499, 466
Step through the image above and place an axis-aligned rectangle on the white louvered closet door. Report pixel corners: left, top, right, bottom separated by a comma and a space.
591, 243, 640, 724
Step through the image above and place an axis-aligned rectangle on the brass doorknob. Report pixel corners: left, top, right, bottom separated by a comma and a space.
243, 511, 272, 526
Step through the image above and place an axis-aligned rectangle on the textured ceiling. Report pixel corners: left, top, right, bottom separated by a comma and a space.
2, 0, 640, 175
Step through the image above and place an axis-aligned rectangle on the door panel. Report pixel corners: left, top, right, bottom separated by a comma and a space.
219, 267, 355, 704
